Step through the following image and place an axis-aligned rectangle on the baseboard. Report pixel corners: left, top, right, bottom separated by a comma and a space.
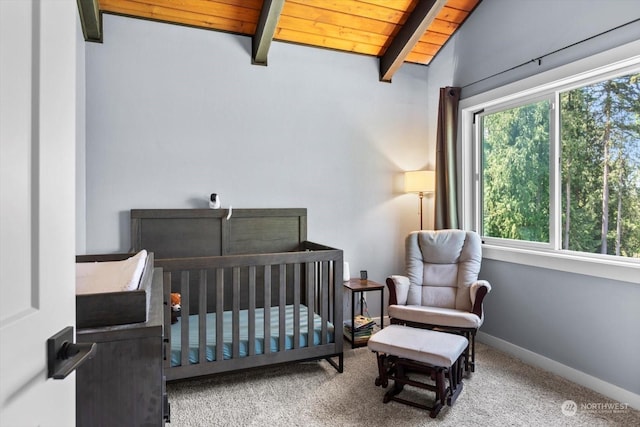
477, 331, 640, 410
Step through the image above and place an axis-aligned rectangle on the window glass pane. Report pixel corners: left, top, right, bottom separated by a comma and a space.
481, 100, 550, 242
560, 73, 640, 258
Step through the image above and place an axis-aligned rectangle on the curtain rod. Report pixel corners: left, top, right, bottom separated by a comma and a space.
461, 17, 640, 90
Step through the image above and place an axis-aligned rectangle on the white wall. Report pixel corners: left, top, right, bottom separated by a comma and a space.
427, 0, 640, 403
84, 14, 435, 317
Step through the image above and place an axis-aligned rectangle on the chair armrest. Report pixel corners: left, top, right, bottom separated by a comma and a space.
470, 280, 491, 317
386, 275, 410, 306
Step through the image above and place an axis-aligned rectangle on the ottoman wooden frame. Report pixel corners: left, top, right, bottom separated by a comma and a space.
368, 325, 468, 418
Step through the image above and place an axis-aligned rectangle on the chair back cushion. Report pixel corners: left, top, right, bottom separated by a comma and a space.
405, 230, 482, 311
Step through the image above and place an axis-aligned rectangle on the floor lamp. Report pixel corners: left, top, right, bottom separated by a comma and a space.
405, 170, 435, 230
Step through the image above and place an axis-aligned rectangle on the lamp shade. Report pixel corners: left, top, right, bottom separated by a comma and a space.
404, 170, 435, 193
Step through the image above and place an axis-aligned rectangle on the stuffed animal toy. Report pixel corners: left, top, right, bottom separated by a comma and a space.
170, 292, 181, 324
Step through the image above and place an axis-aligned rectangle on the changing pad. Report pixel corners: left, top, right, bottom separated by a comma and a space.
76, 250, 148, 294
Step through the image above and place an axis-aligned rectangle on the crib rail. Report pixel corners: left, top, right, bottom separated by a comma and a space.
155, 241, 343, 380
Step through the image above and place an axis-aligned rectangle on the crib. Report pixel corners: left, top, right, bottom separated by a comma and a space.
130, 208, 343, 381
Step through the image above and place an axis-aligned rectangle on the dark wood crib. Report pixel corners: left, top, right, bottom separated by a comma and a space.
130, 208, 344, 381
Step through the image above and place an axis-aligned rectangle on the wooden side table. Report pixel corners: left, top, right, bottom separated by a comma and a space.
343, 278, 385, 348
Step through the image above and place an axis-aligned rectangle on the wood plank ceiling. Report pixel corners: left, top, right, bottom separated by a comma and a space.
78, 0, 481, 82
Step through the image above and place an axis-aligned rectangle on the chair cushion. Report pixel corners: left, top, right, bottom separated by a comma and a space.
388, 304, 483, 329
420, 283, 457, 308
404, 230, 482, 312
368, 325, 468, 367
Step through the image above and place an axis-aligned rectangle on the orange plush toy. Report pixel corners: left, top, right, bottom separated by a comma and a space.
170, 292, 181, 324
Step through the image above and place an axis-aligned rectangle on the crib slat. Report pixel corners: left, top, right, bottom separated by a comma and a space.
263, 265, 271, 355
163, 271, 172, 370
215, 268, 224, 362
307, 262, 316, 347
293, 263, 300, 349
198, 270, 207, 366
232, 267, 240, 358
315, 262, 321, 313
248, 266, 256, 356
321, 261, 329, 345
278, 264, 286, 353
306, 262, 314, 347
333, 261, 337, 330
180, 271, 190, 367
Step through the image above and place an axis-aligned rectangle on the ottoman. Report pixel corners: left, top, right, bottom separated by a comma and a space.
367, 325, 468, 418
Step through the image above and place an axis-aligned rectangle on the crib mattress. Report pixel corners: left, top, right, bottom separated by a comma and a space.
171, 304, 335, 366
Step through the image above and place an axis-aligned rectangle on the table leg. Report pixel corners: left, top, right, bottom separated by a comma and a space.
351, 289, 355, 348
380, 288, 384, 329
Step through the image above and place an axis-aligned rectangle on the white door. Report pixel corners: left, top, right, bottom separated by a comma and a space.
0, 0, 78, 425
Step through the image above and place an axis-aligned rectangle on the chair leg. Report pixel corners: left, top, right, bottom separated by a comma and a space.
462, 331, 471, 373
470, 331, 476, 373
460, 330, 477, 374
447, 357, 464, 406
383, 362, 406, 403
374, 352, 389, 388
435, 368, 446, 406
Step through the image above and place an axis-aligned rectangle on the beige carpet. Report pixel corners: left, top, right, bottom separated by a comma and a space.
167, 342, 640, 426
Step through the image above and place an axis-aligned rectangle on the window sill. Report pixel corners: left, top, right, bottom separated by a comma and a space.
482, 244, 640, 284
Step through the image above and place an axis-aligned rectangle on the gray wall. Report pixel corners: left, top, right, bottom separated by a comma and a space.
453, 0, 640, 97
84, 14, 434, 318
481, 260, 640, 394
427, 0, 640, 396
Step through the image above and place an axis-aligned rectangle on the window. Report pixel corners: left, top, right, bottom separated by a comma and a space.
481, 98, 552, 245
561, 77, 640, 257
463, 54, 640, 271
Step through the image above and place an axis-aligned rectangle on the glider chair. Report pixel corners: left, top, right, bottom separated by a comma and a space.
386, 229, 491, 373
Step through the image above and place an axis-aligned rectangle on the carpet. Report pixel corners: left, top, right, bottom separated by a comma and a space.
167, 342, 639, 426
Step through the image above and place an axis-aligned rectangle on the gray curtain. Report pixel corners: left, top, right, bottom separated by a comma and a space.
435, 87, 461, 230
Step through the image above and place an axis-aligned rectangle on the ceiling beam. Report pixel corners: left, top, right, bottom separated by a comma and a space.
379, 0, 447, 82
76, 0, 102, 42
252, 0, 285, 66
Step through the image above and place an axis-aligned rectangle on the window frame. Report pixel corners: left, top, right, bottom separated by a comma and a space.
460, 40, 640, 283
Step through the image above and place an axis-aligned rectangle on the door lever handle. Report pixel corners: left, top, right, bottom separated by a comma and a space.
47, 326, 97, 380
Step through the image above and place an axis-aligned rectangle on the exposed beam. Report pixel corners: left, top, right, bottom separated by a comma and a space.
252, 0, 285, 66
76, 0, 102, 42
379, 0, 447, 82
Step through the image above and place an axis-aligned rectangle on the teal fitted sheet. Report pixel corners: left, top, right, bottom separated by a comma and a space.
170, 304, 335, 366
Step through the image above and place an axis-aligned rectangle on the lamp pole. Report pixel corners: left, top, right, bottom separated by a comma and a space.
418, 191, 424, 230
